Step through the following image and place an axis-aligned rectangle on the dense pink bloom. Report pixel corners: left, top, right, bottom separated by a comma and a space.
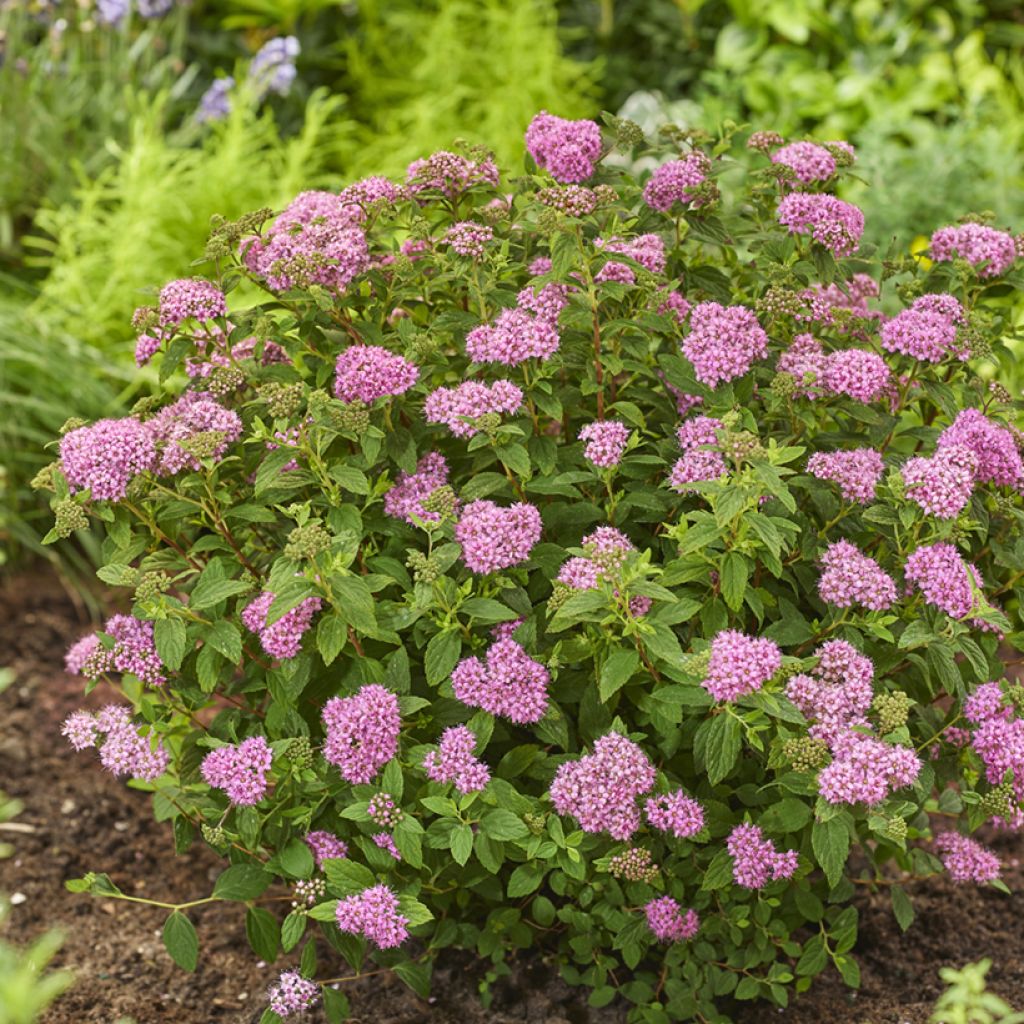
777, 193, 864, 256
64, 705, 169, 782
727, 823, 798, 888
904, 543, 983, 620
786, 639, 874, 744
338, 175, 404, 213
771, 141, 836, 183
701, 630, 782, 703
424, 380, 523, 437
807, 448, 884, 504
384, 452, 451, 524
902, 444, 976, 518
881, 293, 966, 363
334, 345, 418, 404
595, 234, 667, 280
549, 732, 656, 840
64, 634, 104, 677
158, 278, 226, 328
820, 348, 891, 403
134, 332, 164, 366
105, 613, 166, 686
406, 151, 499, 197
526, 111, 602, 183
938, 409, 1024, 487
777, 333, 826, 396
964, 682, 1006, 725
556, 527, 651, 617
466, 308, 560, 365
517, 281, 571, 324
60, 417, 157, 502
455, 500, 542, 573
643, 153, 710, 211
645, 790, 704, 838
931, 223, 1017, 278
147, 392, 243, 475
451, 638, 550, 724
242, 591, 322, 660
818, 730, 921, 805
61, 710, 99, 751
645, 897, 699, 942
268, 970, 319, 1017
201, 736, 273, 805
322, 685, 401, 784
444, 221, 493, 259
669, 415, 727, 493
304, 830, 348, 868
817, 540, 897, 611
657, 289, 692, 325
243, 190, 369, 292
579, 420, 630, 468
335, 885, 409, 949
423, 725, 490, 793
682, 302, 768, 388
934, 832, 1001, 883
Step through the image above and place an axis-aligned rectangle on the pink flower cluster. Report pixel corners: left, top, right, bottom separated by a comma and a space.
338, 175, 405, 219
881, 294, 966, 363
60, 417, 157, 502
902, 444, 976, 519
241, 591, 323, 660
964, 682, 1024, 826
930, 222, 1017, 278
938, 409, 1024, 487
466, 307, 560, 365
444, 221, 493, 260
657, 289, 692, 325
147, 392, 243, 475
556, 526, 651, 617
817, 539, 897, 610
904, 543, 983, 620
549, 732, 656, 840
335, 884, 409, 949
525, 111, 602, 183
424, 379, 523, 437
818, 347, 891, 403
770, 141, 836, 183
451, 638, 550, 723
384, 452, 451, 524
368, 793, 403, 828
645, 897, 699, 942
158, 278, 226, 328
807, 448, 884, 504
701, 630, 782, 703
817, 729, 921, 805
517, 281, 571, 323
454, 500, 542, 573
645, 789, 704, 839
423, 725, 490, 793
322, 685, 401, 784
334, 345, 419, 404
594, 234, 667, 283
796, 274, 880, 328
200, 735, 273, 806
268, 970, 319, 1017
243, 190, 370, 292
373, 833, 401, 859
643, 153, 710, 212
934, 832, 1001, 883
785, 640, 874, 744
406, 151, 499, 198
579, 420, 630, 468
682, 302, 768, 388
305, 830, 348, 868
670, 415, 727, 493
65, 615, 166, 687
726, 823, 798, 888
777, 193, 864, 256
62, 705, 170, 782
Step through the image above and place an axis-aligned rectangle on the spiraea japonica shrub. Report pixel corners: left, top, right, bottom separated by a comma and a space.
43, 115, 1024, 1023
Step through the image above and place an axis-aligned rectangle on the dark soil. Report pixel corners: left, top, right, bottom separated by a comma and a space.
1, 569, 1022, 1024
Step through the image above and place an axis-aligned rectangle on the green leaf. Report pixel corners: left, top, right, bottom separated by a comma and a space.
700, 847, 735, 891
246, 906, 280, 961
796, 934, 827, 977
316, 612, 348, 666
154, 619, 187, 672
425, 630, 462, 686
599, 648, 640, 701
322, 987, 350, 1024
204, 620, 242, 663
461, 598, 519, 623
758, 798, 812, 834
281, 911, 307, 952
191, 577, 249, 611
212, 863, 273, 901
451, 823, 474, 866
891, 885, 914, 932
699, 713, 742, 785
498, 443, 532, 479
481, 809, 529, 842
719, 552, 749, 612
307, 900, 339, 922
331, 575, 377, 634
279, 837, 315, 879
507, 862, 545, 897
162, 911, 198, 972
812, 816, 850, 888
324, 858, 376, 896
397, 894, 434, 927
393, 959, 432, 999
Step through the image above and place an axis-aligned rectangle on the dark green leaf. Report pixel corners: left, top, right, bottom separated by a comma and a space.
162, 911, 198, 972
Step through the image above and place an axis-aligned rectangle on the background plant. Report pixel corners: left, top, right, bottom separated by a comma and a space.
45, 111, 1024, 1022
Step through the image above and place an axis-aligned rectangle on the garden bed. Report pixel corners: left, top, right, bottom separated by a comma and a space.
1, 569, 1022, 1024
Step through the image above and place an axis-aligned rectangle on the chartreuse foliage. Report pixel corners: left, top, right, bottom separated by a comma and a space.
51, 113, 1024, 1023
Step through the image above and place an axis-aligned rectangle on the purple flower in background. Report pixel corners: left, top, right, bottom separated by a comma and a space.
195, 77, 234, 124
248, 36, 300, 99
95, 0, 130, 24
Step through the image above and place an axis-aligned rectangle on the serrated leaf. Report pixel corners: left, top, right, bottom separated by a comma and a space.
891, 884, 914, 932
212, 863, 273, 901
425, 630, 461, 686
719, 552, 748, 612
812, 816, 850, 888
481, 809, 530, 842
599, 647, 640, 702
204, 620, 242, 663
279, 837, 315, 879
281, 911, 307, 952
323, 858, 376, 896
700, 713, 742, 785
162, 911, 198, 972
507, 862, 545, 897
316, 612, 348, 666
246, 905, 280, 961
322, 986, 350, 1024
154, 618, 187, 672
451, 823, 473, 866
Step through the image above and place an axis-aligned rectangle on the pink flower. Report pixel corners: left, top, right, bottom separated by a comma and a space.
818, 730, 920, 805
770, 141, 836, 183
820, 348, 891, 403
444, 221, 493, 260
268, 970, 319, 1017
777, 193, 864, 256
645, 896, 699, 942
451, 638, 550, 724
466, 308, 560, 365
60, 417, 157, 502
335, 884, 409, 949
334, 345, 418, 404
643, 153, 711, 211
158, 278, 226, 328
556, 527, 652, 617
201, 735, 273, 805
406, 151, 499, 197
938, 409, 1024, 487
383, 452, 451, 524
786, 639, 874, 745
930, 223, 1017, 278
242, 591, 322, 660
305, 830, 348, 868
525, 111, 602, 183
424, 380, 523, 437
934, 832, 1001, 883
645, 790, 704, 838
455, 500, 542, 573
701, 630, 782, 703
727, 823, 798, 888
881, 294, 967, 363
682, 302, 768, 388
817, 540, 897, 610
807, 448, 884, 504
322, 685, 401, 784
423, 725, 490, 793
902, 445, 976, 519
579, 420, 630, 468
904, 543, 984, 620
146, 392, 243, 476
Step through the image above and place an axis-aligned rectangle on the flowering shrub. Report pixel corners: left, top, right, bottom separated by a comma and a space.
42, 111, 1024, 1023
